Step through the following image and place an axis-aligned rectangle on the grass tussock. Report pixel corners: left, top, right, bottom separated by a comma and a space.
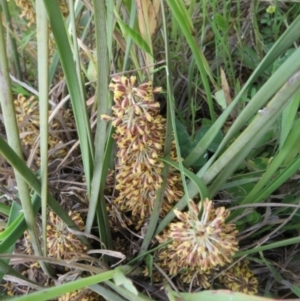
1, 1, 300, 301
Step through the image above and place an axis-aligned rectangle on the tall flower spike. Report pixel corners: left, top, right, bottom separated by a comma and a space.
218, 260, 258, 295
102, 76, 183, 227
157, 198, 239, 274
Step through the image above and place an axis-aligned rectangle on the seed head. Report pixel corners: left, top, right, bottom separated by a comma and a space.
157, 199, 239, 273
103, 76, 182, 227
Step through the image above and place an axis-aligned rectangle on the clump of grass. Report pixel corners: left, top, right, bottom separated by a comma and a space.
1, 1, 300, 300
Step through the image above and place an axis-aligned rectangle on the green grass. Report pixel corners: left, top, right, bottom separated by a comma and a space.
1, 0, 300, 300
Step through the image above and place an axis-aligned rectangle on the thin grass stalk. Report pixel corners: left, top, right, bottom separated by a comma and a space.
90, 284, 127, 301
0, 0, 22, 79
0, 18, 52, 276
122, 1, 136, 72
105, 280, 155, 301
161, 1, 188, 198
137, 1, 174, 258
69, 0, 85, 105
48, 1, 85, 83
112, 3, 143, 79
6, 269, 119, 301
36, 0, 50, 264
85, 0, 112, 251
0, 201, 22, 282
43, 0, 94, 196
106, 0, 114, 63
0, 194, 42, 253
242, 157, 300, 215
236, 233, 300, 258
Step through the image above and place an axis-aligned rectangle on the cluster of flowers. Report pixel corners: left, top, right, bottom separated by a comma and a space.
155, 198, 257, 294
23, 211, 87, 260
47, 212, 105, 300
102, 76, 183, 228
14, 94, 74, 167
3, 211, 90, 297
103, 76, 258, 294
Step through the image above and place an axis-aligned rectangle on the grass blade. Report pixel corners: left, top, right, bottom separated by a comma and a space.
43, 0, 94, 195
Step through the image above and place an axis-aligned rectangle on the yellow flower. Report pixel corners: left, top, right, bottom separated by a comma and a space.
157, 199, 238, 273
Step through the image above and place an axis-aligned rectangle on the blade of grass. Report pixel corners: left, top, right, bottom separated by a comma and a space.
105, 280, 155, 301
43, 0, 94, 195
137, 3, 174, 256
36, 0, 50, 262
236, 234, 300, 258
0, 0, 22, 79
90, 284, 127, 301
161, 158, 209, 199
245, 156, 300, 213
106, 0, 114, 63
69, 0, 86, 113
48, 1, 85, 83
0, 202, 24, 282
0, 17, 52, 276
165, 0, 217, 121
0, 203, 10, 216
85, 0, 112, 254
280, 91, 300, 150
7, 267, 131, 301
0, 194, 42, 252
122, 1, 136, 72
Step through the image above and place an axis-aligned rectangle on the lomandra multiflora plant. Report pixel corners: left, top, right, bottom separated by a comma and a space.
102, 76, 183, 228
102, 76, 257, 294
